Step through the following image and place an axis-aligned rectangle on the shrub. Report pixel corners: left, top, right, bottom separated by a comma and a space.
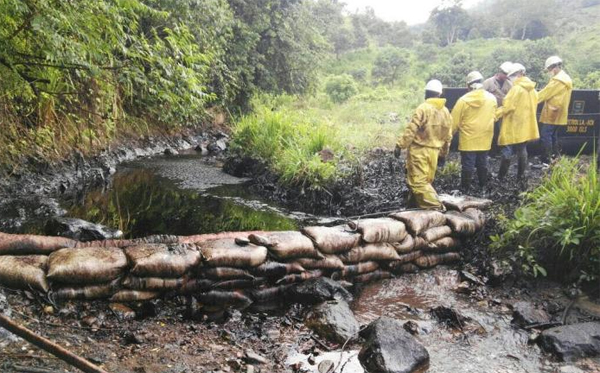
491, 157, 600, 280
324, 74, 359, 103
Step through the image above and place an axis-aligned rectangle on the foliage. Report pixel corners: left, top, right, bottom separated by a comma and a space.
372, 47, 411, 85
491, 157, 600, 280
428, 1, 473, 46
324, 74, 358, 103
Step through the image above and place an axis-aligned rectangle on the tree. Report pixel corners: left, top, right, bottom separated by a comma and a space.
325, 74, 358, 103
428, 0, 473, 46
430, 51, 475, 87
372, 47, 411, 85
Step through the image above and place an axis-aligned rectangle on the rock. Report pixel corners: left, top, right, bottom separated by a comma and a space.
289, 278, 352, 304
164, 148, 179, 156
305, 300, 359, 344
246, 365, 255, 373
45, 217, 123, 242
460, 270, 485, 286
195, 143, 209, 155
244, 349, 268, 365
318, 359, 335, 373
209, 139, 228, 153
538, 322, 600, 361
318, 148, 334, 163
358, 317, 429, 373
403, 321, 419, 335
430, 306, 470, 329
109, 303, 136, 321
560, 366, 584, 373
487, 259, 513, 285
512, 301, 551, 327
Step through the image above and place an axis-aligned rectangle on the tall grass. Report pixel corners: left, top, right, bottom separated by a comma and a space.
491, 156, 600, 280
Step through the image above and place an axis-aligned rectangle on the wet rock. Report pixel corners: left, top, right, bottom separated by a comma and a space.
538, 322, 600, 361
460, 270, 485, 286
512, 301, 551, 327
487, 259, 513, 285
358, 317, 429, 373
305, 300, 359, 344
403, 321, 419, 335
109, 303, 136, 321
318, 359, 335, 373
430, 306, 470, 329
195, 143, 209, 155
289, 278, 353, 304
244, 349, 268, 365
209, 139, 228, 153
164, 148, 179, 156
45, 217, 123, 241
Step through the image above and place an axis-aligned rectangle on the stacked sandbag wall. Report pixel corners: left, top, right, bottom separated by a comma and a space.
0, 203, 488, 308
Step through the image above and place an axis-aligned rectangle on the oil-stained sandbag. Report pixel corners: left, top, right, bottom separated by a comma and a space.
413, 236, 429, 250
179, 231, 265, 244
389, 263, 419, 274
0, 232, 77, 255
197, 290, 253, 308
332, 261, 379, 280
125, 243, 200, 277
212, 278, 266, 290
348, 218, 408, 243
248, 231, 322, 260
292, 255, 344, 271
77, 235, 182, 248
179, 278, 215, 294
199, 267, 255, 280
200, 239, 267, 268
249, 285, 292, 303
276, 270, 324, 285
0, 255, 49, 292
426, 237, 461, 252
301, 226, 361, 254
110, 290, 159, 302
353, 270, 392, 284
421, 226, 452, 243
252, 262, 305, 278
74, 239, 134, 248
389, 210, 447, 236
47, 247, 127, 285
439, 194, 492, 212
53, 279, 120, 300
390, 250, 423, 266
338, 243, 401, 264
414, 252, 461, 269
463, 208, 486, 230
444, 212, 478, 235
392, 235, 415, 254
123, 276, 184, 291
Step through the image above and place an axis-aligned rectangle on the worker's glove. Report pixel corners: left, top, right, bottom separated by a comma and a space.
394, 145, 402, 159
438, 156, 446, 169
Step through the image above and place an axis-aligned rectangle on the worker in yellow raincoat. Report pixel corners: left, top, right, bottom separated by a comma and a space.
395, 80, 453, 210
495, 63, 539, 184
537, 56, 573, 164
451, 71, 497, 192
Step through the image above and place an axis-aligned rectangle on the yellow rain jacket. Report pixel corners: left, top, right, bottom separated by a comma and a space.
397, 98, 453, 210
451, 89, 497, 151
495, 77, 539, 146
538, 70, 573, 125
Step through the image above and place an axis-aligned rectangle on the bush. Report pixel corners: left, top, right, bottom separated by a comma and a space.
324, 74, 359, 103
491, 157, 600, 280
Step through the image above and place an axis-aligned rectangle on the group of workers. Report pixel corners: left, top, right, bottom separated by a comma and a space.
396, 56, 573, 210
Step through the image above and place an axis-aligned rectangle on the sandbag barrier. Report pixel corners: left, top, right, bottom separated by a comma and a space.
0, 198, 489, 307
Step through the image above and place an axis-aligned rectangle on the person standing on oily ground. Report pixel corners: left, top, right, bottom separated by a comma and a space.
395, 79, 453, 210
451, 71, 497, 193
484, 61, 512, 155
495, 63, 539, 186
537, 56, 573, 165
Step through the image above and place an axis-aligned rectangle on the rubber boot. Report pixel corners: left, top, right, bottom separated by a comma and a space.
477, 167, 488, 188
540, 143, 551, 165
517, 153, 528, 188
498, 159, 511, 181
461, 170, 474, 194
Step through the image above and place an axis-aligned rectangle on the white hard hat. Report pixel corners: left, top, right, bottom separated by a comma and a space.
507, 63, 526, 77
425, 79, 443, 94
466, 71, 484, 85
499, 61, 513, 74
545, 56, 563, 70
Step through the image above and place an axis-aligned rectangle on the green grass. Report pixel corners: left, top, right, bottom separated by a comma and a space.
491, 156, 600, 280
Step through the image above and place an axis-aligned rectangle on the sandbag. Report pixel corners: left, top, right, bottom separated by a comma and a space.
338, 243, 400, 264
197, 290, 253, 308
47, 247, 127, 285
413, 236, 429, 250
348, 218, 407, 243
200, 239, 267, 268
292, 255, 344, 271
393, 250, 423, 265
426, 237, 461, 252
389, 210, 447, 235
53, 279, 120, 300
249, 285, 292, 303
388, 263, 419, 274
276, 270, 324, 285
0, 232, 76, 255
111, 290, 159, 302
248, 231, 322, 260
179, 231, 266, 244
212, 278, 266, 290
439, 194, 492, 212
463, 208, 486, 230
353, 270, 392, 284
252, 262, 305, 278
123, 276, 184, 291
392, 235, 415, 253
179, 278, 215, 294
421, 226, 452, 243
199, 267, 255, 280
301, 226, 361, 254
125, 243, 200, 277
333, 261, 379, 280
444, 212, 478, 235
76, 234, 181, 248
414, 252, 461, 268
0, 255, 49, 292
